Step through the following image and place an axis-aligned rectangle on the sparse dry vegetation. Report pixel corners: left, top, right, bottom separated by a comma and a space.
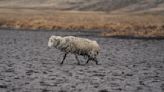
0, 8, 164, 38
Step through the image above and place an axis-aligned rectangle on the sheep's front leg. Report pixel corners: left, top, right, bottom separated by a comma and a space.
85, 58, 91, 64
60, 53, 67, 65
75, 54, 81, 65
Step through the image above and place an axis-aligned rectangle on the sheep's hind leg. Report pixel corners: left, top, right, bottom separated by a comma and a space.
75, 54, 81, 65
85, 57, 100, 65
93, 58, 100, 65
60, 53, 67, 65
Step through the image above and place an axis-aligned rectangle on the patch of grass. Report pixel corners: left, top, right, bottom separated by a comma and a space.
0, 8, 164, 38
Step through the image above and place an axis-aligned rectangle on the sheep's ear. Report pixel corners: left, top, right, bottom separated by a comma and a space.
56, 39, 62, 46
50, 38, 54, 42
51, 36, 56, 39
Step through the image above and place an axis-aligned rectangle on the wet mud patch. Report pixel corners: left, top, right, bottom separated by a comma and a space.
0, 29, 164, 92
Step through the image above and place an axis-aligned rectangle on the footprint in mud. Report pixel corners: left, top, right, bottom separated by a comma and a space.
110, 82, 122, 91
58, 90, 67, 92
5, 68, 15, 73
98, 89, 109, 92
26, 69, 39, 76
161, 83, 164, 92
0, 84, 7, 89
41, 88, 50, 92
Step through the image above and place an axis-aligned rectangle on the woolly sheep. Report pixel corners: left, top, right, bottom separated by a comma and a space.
48, 35, 100, 65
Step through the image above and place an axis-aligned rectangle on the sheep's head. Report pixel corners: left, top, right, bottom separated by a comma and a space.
48, 36, 62, 48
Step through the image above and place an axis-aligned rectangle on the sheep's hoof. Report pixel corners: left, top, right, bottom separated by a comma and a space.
95, 62, 101, 65
96, 63, 101, 65
60, 62, 64, 65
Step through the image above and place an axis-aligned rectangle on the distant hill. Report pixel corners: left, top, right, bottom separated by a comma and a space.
0, 0, 164, 14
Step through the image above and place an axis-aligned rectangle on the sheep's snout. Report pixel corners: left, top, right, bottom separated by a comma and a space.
48, 43, 52, 47
48, 39, 53, 47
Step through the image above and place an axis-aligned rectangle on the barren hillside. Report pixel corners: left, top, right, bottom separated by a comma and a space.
0, 0, 164, 13
0, 0, 164, 37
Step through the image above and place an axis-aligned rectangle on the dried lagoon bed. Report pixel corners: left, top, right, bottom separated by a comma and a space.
0, 29, 164, 92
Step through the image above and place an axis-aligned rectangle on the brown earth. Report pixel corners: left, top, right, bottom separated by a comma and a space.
0, 8, 164, 38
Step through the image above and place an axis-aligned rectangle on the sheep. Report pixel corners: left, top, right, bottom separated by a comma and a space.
48, 35, 100, 65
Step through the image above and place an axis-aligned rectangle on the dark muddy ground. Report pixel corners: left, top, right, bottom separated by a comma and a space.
0, 29, 164, 92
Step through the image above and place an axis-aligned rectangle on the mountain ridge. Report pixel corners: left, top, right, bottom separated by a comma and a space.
0, 0, 164, 13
